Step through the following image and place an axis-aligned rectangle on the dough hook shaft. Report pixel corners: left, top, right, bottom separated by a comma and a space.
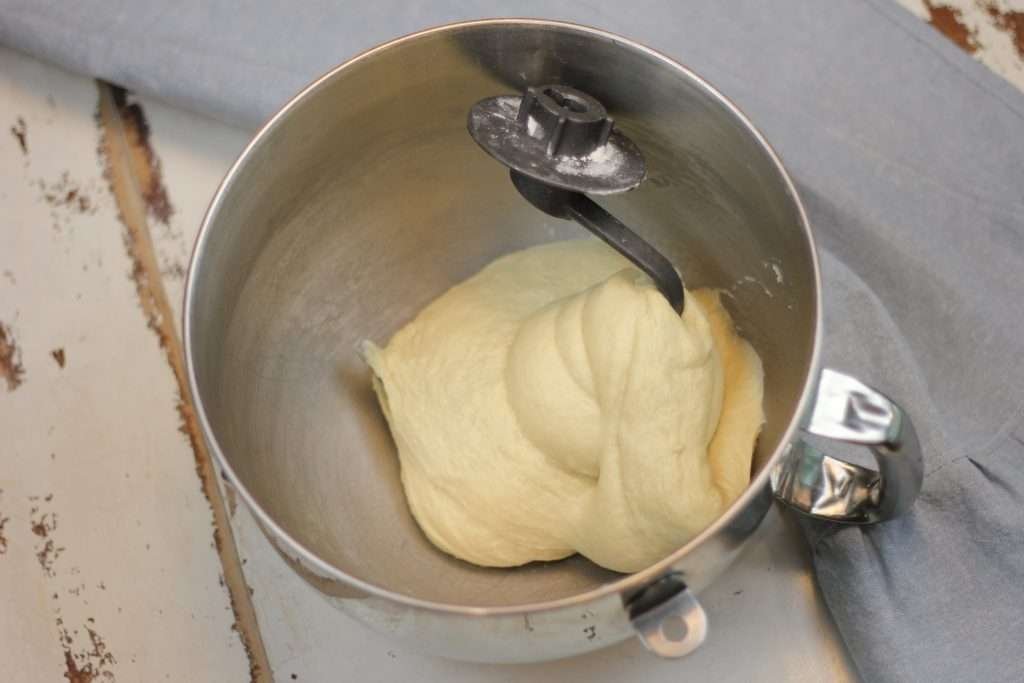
469, 84, 686, 314
510, 170, 684, 314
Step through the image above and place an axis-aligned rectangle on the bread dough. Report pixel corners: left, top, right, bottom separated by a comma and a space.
364, 239, 764, 573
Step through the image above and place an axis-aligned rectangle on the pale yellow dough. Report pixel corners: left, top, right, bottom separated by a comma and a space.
365, 239, 764, 573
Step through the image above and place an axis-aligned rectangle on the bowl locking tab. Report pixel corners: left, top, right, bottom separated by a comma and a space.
626, 572, 708, 658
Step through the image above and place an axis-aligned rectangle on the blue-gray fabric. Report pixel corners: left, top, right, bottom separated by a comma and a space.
3, 2, 1021, 681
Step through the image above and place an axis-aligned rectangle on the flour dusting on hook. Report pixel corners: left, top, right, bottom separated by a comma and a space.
526, 116, 542, 139
554, 144, 623, 177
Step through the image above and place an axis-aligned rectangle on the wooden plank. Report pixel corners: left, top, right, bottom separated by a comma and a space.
897, 0, 1024, 91
0, 47, 257, 682
95, 80, 271, 681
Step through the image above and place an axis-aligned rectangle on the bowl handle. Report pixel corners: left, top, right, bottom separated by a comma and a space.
771, 368, 923, 524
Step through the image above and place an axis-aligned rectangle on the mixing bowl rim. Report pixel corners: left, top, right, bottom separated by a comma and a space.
183, 17, 823, 617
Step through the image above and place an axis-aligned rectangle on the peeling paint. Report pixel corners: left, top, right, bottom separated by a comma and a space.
39, 172, 98, 217
35, 538, 65, 577
29, 490, 118, 680
59, 618, 116, 683
0, 321, 25, 391
52, 348, 67, 368
923, 1, 980, 52
31, 509, 57, 538
107, 86, 174, 226
161, 261, 187, 280
984, 2, 1024, 59
225, 482, 239, 518
32, 506, 64, 577
95, 81, 270, 683
0, 514, 9, 555
10, 116, 27, 154
62, 648, 93, 683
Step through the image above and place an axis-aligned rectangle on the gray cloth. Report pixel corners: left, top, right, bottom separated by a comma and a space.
3, 2, 1022, 681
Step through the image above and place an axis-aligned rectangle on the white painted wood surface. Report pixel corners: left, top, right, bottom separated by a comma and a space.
3, 3, 1022, 680
896, 0, 1024, 91
0, 48, 252, 682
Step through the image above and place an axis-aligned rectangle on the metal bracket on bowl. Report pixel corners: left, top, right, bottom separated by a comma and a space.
627, 573, 708, 658
771, 368, 923, 524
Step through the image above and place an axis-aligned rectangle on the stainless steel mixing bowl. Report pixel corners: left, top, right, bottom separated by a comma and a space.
184, 19, 922, 663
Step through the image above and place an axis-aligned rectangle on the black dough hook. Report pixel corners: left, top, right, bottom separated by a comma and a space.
467, 84, 685, 314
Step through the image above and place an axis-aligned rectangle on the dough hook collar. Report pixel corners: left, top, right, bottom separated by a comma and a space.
468, 84, 685, 314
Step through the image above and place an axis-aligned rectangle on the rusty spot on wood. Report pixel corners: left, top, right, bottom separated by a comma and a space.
86, 627, 116, 670
225, 482, 239, 518
0, 515, 9, 555
108, 86, 174, 225
31, 503, 63, 575
59, 618, 116, 683
36, 539, 65, 576
52, 348, 67, 368
213, 524, 224, 552
923, 1, 980, 53
95, 81, 270, 683
10, 116, 27, 155
65, 190, 92, 214
62, 648, 93, 683
984, 2, 1024, 59
162, 261, 187, 281
32, 509, 57, 538
56, 618, 70, 646
0, 322, 25, 391
39, 172, 98, 217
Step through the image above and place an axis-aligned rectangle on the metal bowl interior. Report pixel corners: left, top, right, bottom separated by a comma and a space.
185, 20, 818, 609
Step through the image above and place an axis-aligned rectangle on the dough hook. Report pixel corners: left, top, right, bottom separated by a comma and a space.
468, 84, 685, 314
